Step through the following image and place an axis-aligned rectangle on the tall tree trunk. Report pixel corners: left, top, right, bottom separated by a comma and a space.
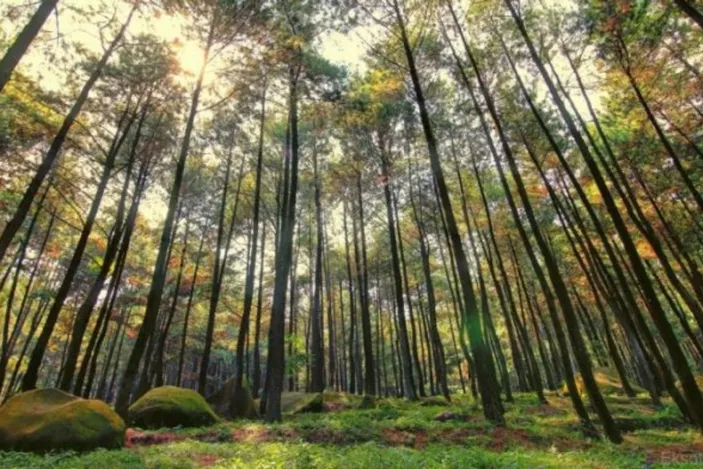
394, 0, 503, 423
200, 143, 235, 394
393, 191, 425, 397
446, 7, 597, 433
354, 172, 376, 396
342, 199, 358, 393
59, 105, 146, 392
115, 8, 216, 416
409, 180, 450, 400
504, 0, 703, 427
96, 307, 131, 400
4, 299, 51, 400
78, 163, 148, 397
0, 181, 52, 393
379, 153, 416, 400
453, 149, 526, 397
264, 65, 301, 421
337, 278, 348, 391
21, 106, 133, 392
252, 222, 267, 398
153, 216, 190, 387
324, 219, 336, 390
177, 226, 206, 387
310, 141, 325, 392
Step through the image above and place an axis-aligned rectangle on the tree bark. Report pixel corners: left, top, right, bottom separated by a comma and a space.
395, 0, 503, 423
114, 7, 216, 416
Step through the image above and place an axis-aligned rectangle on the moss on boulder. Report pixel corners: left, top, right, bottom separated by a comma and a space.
420, 396, 450, 407
280, 392, 324, 414
357, 395, 377, 409
0, 388, 125, 452
207, 377, 258, 420
323, 391, 363, 410
128, 386, 220, 429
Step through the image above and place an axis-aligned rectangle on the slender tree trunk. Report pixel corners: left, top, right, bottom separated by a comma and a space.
354, 172, 376, 396
177, 227, 206, 388
0, 182, 51, 392
310, 141, 325, 392
504, 0, 703, 427
115, 8, 216, 416
393, 191, 424, 397
338, 278, 347, 391
252, 222, 267, 398
410, 184, 450, 400
59, 105, 146, 392
4, 299, 50, 400
342, 199, 358, 393
379, 153, 416, 400
79, 165, 148, 397
153, 216, 190, 387
200, 146, 242, 395
264, 65, 301, 422
21, 107, 132, 391
417, 291, 436, 396
395, 0, 503, 423
291, 223, 301, 392
324, 218, 336, 390
96, 308, 130, 400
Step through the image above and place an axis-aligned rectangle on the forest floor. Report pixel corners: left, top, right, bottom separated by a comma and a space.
0, 391, 701, 468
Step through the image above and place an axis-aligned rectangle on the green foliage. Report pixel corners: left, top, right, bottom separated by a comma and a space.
1, 394, 699, 467
0, 449, 142, 469
0, 72, 60, 157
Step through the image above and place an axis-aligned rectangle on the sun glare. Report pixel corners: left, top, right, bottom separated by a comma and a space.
136, 12, 205, 78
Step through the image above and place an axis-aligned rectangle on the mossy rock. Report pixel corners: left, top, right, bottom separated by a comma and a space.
420, 396, 450, 407
0, 388, 125, 452
323, 391, 363, 410
280, 392, 324, 414
562, 368, 643, 398
128, 386, 220, 429
357, 395, 377, 409
207, 377, 258, 420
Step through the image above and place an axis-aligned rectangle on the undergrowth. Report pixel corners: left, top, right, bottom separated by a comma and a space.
1, 392, 701, 468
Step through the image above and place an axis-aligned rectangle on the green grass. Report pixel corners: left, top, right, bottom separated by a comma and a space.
1, 392, 702, 468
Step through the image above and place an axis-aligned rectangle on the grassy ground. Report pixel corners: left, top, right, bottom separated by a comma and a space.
1, 391, 702, 468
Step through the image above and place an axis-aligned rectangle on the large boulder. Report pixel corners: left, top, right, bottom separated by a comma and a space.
128, 386, 220, 429
207, 377, 258, 420
0, 388, 125, 452
323, 391, 363, 411
280, 392, 324, 414
420, 396, 450, 407
357, 395, 377, 410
